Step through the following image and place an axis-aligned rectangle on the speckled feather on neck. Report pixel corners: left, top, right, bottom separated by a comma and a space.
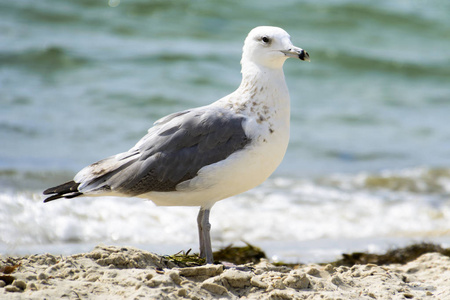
216, 59, 291, 140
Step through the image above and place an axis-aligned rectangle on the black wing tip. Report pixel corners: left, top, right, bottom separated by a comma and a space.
43, 194, 63, 203
43, 187, 56, 195
43, 192, 83, 203
43, 181, 82, 203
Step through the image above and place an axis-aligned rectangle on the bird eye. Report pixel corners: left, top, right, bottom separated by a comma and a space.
261, 36, 270, 44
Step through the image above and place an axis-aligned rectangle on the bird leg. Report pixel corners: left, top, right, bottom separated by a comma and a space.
197, 209, 205, 258
197, 208, 213, 264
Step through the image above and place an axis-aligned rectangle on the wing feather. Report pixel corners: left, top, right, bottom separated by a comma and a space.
67, 106, 251, 197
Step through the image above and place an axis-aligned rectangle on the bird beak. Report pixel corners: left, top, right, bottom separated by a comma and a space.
281, 47, 310, 62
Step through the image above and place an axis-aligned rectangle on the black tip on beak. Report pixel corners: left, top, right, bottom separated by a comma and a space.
299, 50, 310, 61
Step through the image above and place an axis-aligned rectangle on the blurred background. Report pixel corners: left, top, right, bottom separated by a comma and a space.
1, 0, 450, 262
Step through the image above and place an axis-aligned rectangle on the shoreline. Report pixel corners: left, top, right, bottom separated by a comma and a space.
5, 235, 450, 265
1, 244, 450, 299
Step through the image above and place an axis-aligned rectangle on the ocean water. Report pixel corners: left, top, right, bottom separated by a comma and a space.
1, 0, 450, 263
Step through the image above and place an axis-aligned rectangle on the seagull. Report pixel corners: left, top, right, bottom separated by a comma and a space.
43, 26, 310, 264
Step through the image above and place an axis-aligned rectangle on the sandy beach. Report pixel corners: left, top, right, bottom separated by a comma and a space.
1, 244, 449, 299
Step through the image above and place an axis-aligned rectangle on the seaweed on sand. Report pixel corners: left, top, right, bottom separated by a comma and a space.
165, 242, 266, 267
329, 242, 450, 267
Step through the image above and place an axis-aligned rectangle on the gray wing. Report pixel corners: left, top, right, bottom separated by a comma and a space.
75, 106, 251, 196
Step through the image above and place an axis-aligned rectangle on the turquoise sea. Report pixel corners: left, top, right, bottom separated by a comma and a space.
2, 0, 450, 262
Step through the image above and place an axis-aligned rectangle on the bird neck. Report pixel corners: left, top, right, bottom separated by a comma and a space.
240, 60, 285, 81
237, 61, 290, 108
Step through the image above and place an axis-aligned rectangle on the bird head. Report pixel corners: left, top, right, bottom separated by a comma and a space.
241, 26, 310, 70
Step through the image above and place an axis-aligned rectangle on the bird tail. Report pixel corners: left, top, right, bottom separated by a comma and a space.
43, 180, 82, 203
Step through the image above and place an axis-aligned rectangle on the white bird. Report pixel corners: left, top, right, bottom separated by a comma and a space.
43, 26, 310, 264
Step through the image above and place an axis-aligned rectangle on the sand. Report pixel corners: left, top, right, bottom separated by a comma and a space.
1, 245, 450, 299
